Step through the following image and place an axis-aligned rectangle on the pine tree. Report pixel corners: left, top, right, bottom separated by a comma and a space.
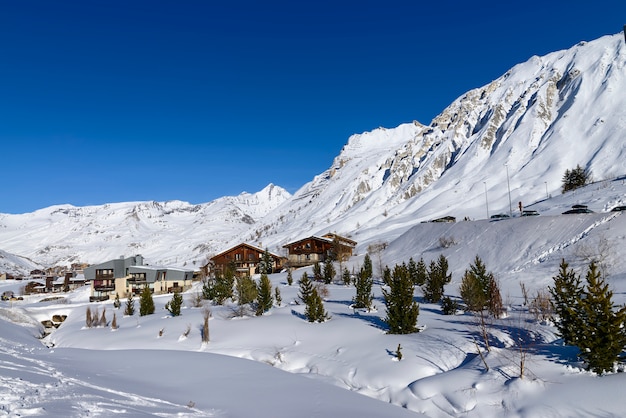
576, 262, 626, 374
202, 277, 216, 301
382, 265, 392, 286
323, 257, 336, 284
259, 248, 274, 274
422, 254, 451, 303
124, 292, 135, 316
256, 274, 273, 315
298, 272, 313, 305
562, 164, 591, 193
305, 287, 329, 323
213, 271, 234, 305
236, 275, 257, 307
274, 286, 282, 307
342, 267, 351, 286
139, 286, 155, 316
353, 266, 373, 310
460, 256, 493, 312
165, 291, 184, 316
312, 262, 322, 281
286, 269, 293, 286
549, 259, 584, 345
362, 254, 373, 280
113, 292, 121, 309
414, 257, 428, 286
383, 264, 419, 334
111, 312, 118, 330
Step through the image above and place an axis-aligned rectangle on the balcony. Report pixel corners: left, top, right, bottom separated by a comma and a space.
93, 284, 115, 292
89, 295, 109, 302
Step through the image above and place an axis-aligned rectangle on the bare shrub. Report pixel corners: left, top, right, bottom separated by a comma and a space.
529, 289, 553, 321
314, 283, 329, 300
182, 323, 191, 338
189, 292, 204, 308
439, 236, 457, 248
202, 308, 210, 343
158, 328, 165, 337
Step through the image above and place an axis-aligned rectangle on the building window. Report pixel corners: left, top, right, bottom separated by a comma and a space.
235, 253, 242, 260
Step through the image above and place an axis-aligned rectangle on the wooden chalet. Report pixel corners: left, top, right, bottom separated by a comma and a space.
282, 233, 356, 268
210, 243, 284, 278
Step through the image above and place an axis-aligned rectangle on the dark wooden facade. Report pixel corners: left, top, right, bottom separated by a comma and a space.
210, 243, 284, 277
283, 233, 356, 267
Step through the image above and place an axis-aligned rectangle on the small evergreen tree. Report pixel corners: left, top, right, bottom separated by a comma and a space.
441, 296, 459, 315
312, 262, 323, 281
323, 257, 336, 284
396, 343, 403, 361
165, 291, 184, 316
286, 269, 293, 286
549, 259, 584, 345
256, 274, 273, 315
562, 164, 592, 193
383, 264, 419, 334
382, 265, 392, 286
259, 248, 274, 274
460, 256, 493, 312
298, 272, 314, 305
422, 254, 451, 303
113, 292, 121, 309
305, 287, 329, 323
362, 254, 373, 280
202, 277, 216, 301
124, 292, 135, 316
139, 286, 155, 316
353, 266, 374, 310
236, 275, 257, 307
274, 286, 282, 306
213, 271, 235, 305
413, 257, 428, 286
575, 262, 626, 374
342, 267, 351, 286
111, 312, 118, 330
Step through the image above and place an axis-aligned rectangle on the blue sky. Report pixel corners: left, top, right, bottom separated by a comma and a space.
1, 1, 625, 214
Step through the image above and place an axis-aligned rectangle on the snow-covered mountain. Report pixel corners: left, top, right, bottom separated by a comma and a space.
0, 184, 290, 271
250, 33, 626, 252
0, 33, 625, 274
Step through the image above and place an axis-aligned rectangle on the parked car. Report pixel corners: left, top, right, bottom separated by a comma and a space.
563, 207, 594, 214
610, 205, 626, 212
490, 213, 510, 220
521, 210, 540, 217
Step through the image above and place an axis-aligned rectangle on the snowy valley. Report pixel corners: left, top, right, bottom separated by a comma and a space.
1, 33, 626, 417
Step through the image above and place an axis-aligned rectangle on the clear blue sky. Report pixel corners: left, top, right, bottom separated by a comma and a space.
1, 1, 624, 213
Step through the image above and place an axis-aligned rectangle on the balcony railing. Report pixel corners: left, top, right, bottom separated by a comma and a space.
94, 285, 115, 292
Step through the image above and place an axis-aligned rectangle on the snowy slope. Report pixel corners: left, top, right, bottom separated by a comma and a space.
0, 184, 290, 272
0, 34, 625, 275
249, 33, 626, 255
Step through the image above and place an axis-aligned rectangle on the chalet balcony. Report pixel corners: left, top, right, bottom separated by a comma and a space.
89, 295, 109, 302
95, 274, 114, 280
93, 284, 115, 292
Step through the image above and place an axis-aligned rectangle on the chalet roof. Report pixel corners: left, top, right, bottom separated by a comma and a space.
211, 243, 281, 260
283, 233, 357, 248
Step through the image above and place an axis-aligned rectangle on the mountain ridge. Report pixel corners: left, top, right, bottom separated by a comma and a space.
1, 33, 625, 274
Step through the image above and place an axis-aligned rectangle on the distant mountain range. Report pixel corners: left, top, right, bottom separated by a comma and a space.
1, 33, 625, 275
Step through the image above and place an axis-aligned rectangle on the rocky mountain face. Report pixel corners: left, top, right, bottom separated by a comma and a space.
1, 33, 624, 273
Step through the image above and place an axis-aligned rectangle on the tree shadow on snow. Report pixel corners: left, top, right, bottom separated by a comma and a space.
335, 311, 388, 332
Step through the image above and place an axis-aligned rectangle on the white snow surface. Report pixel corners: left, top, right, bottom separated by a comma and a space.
1, 32, 626, 417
